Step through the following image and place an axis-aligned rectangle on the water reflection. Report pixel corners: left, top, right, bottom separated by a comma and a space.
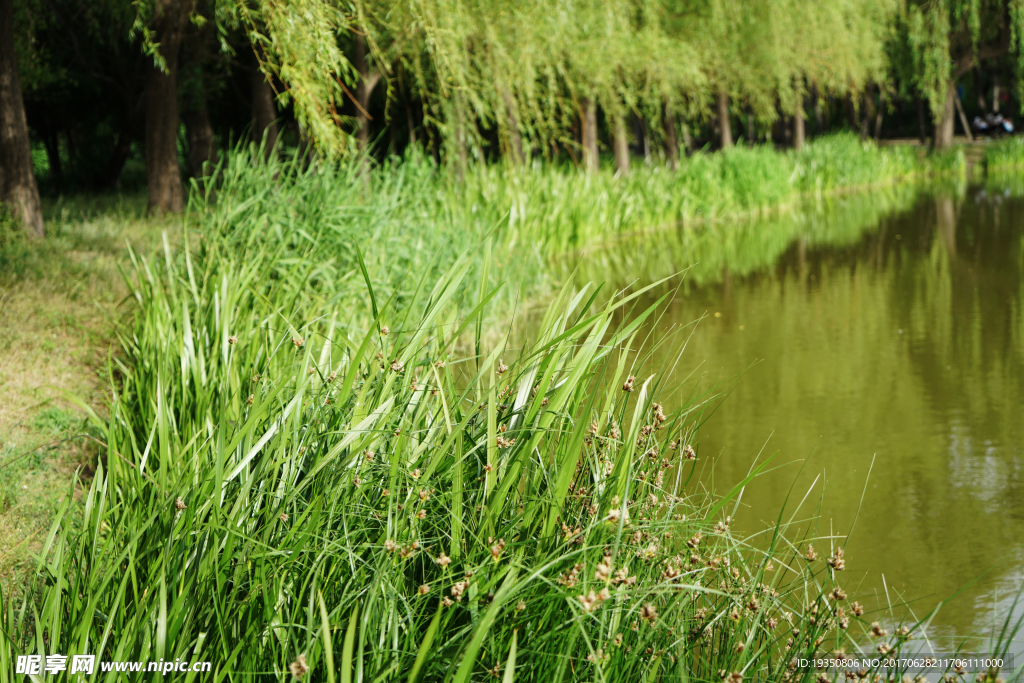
592, 184, 1024, 643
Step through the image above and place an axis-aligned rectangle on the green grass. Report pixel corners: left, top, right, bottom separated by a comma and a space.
985, 137, 1024, 172
4, 173, 1018, 682
183, 133, 962, 317
1, 137, 1014, 682
0, 222, 901, 680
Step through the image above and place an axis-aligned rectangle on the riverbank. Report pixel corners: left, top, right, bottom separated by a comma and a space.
1, 135, 1020, 680
0, 133, 985, 578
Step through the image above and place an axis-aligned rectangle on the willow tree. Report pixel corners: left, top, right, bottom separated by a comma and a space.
903, 0, 1023, 148
773, 0, 893, 148
669, 0, 789, 149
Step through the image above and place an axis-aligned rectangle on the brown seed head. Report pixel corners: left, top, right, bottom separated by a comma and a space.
640, 603, 658, 623
289, 654, 309, 679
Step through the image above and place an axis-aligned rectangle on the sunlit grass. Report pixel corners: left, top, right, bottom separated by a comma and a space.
2, 137, 1019, 681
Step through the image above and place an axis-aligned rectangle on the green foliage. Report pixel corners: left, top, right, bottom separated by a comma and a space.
900, 0, 1023, 122
0, 187, 932, 681
984, 136, 1024, 169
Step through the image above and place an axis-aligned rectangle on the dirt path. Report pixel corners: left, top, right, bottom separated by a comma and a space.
0, 195, 169, 577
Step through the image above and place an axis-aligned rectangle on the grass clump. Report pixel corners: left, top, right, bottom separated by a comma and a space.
0, 190, 947, 681
984, 137, 1024, 172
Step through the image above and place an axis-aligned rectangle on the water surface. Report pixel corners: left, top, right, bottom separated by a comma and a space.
591, 183, 1024, 645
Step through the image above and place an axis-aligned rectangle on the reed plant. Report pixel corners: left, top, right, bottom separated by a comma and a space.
185, 132, 961, 310
2, 199, 1009, 682
0, 135, 1007, 682
984, 137, 1024, 172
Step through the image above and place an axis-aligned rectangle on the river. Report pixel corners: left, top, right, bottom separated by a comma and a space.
579, 180, 1024, 650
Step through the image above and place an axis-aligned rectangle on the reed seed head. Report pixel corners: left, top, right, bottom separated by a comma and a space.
595, 555, 613, 581
380, 326, 389, 336
228, 335, 238, 345
450, 581, 468, 602
418, 584, 430, 596
292, 336, 304, 348
641, 603, 658, 623
289, 654, 309, 679
175, 497, 186, 511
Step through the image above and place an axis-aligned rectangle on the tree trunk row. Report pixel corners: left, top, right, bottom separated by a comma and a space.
0, 0, 44, 236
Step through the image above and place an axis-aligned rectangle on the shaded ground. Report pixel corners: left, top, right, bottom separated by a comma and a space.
0, 194, 170, 579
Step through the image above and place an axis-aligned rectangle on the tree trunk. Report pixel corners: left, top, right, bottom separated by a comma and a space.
502, 89, 523, 166
183, 104, 217, 178
580, 97, 598, 172
845, 94, 858, 131
612, 115, 629, 176
681, 123, 694, 154
746, 111, 754, 146
860, 90, 871, 141
813, 85, 824, 132
354, 34, 381, 160
183, 20, 218, 177
993, 75, 1001, 113
663, 105, 678, 170
145, 0, 190, 215
251, 61, 279, 159
873, 88, 885, 141
916, 94, 928, 144
794, 109, 805, 150
933, 81, 956, 150
953, 88, 973, 142
716, 91, 733, 148
0, 0, 44, 237
635, 114, 650, 164
99, 126, 133, 190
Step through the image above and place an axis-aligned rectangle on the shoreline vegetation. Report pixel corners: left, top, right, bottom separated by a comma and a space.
2, 135, 1024, 681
